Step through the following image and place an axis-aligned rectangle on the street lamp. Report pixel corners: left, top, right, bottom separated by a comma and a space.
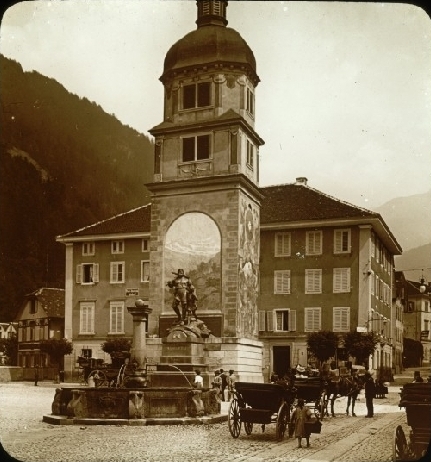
419, 273, 431, 294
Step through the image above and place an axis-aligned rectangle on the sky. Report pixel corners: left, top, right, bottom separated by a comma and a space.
1, 0, 431, 209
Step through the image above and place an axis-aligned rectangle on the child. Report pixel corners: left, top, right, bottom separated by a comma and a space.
194, 370, 203, 389
291, 398, 312, 448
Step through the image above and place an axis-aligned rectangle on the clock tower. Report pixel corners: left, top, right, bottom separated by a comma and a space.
147, 1, 264, 376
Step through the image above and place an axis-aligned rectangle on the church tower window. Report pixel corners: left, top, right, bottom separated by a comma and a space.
183, 82, 211, 109
182, 134, 211, 162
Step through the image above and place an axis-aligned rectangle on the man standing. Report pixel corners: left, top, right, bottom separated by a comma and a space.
34, 365, 39, 386
364, 372, 375, 418
220, 369, 228, 401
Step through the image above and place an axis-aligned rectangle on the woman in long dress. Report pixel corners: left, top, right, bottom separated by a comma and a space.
291, 398, 312, 448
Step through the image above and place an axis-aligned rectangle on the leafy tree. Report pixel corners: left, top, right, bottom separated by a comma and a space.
39, 338, 73, 374
307, 331, 338, 365
101, 338, 132, 355
0, 335, 18, 365
403, 337, 424, 368
343, 331, 379, 366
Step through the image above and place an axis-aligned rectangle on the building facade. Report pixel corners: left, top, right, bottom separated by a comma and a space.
57, 1, 402, 382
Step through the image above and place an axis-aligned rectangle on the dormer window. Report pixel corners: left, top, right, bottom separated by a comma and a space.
182, 134, 211, 162
183, 82, 211, 109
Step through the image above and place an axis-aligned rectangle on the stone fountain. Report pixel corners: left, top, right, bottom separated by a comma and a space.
43, 299, 224, 425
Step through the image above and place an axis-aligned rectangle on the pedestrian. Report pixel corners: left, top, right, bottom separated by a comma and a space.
291, 398, 312, 448
364, 372, 375, 418
227, 369, 236, 401
34, 365, 39, 386
413, 371, 424, 383
213, 370, 222, 398
194, 370, 203, 389
346, 371, 360, 416
220, 369, 228, 401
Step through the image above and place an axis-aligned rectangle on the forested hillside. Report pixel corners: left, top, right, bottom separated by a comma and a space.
0, 55, 154, 320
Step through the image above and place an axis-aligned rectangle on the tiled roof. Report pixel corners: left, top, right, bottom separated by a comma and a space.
57, 204, 151, 239
260, 183, 378, 224
30, 288, 65, 318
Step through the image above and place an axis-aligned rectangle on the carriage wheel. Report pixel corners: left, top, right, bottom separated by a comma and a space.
276, 402, 289, 441
88, 369, 108, 387
244, 421, 253, 435
228, 399, 241, 438
393, 425, 408, 462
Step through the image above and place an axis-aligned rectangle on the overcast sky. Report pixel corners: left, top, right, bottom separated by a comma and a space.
1, 0, 430, 209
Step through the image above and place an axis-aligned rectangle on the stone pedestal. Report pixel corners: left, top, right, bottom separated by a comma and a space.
127, 300, 152, 368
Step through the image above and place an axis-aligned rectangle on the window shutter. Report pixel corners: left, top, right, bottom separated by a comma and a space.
258, 311, 266, 331
289, 310, 297, 331
267, 311, 274, 332
76, 264, 82, 283
93, 264, 99, 282
334, 230, 342, 253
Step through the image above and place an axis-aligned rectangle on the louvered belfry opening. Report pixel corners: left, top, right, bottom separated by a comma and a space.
196, 0, 228, 27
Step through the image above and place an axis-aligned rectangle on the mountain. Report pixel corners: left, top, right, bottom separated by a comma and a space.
0, 55, 154, 320
394, 243, 431, 284
373, 190, 431, 252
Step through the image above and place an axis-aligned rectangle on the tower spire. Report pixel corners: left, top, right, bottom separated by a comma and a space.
196, 0, 228, 27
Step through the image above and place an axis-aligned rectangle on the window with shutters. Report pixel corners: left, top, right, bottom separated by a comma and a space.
304, 307, 321, 332
371, 271, 375, 295
182, 134, 211, 162
80, 302, 95, 334
141, 260, 150, 283
111, 240, 124, 254
273, 309, 296, 332
76, 263, 99, 284
306, 231, 322, 255
305, 269, 322, 294
333, 268, 351, 293
82, 242, 95, 256
183, 82, 211, 109
371, 232, 376, 258
110, 262, 125, 283
275, 232, 291, 257
109, 302, 124, 334
334, 229, 351, 254
274, 270, 290, 294
333, 307, 350, 332
258, 311, 266, 331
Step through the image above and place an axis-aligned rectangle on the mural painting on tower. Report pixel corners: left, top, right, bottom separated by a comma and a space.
164, 213, 221, 314
238, 200, 260, 338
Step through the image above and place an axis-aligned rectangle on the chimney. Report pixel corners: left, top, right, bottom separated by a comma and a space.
295, 177, 308, 186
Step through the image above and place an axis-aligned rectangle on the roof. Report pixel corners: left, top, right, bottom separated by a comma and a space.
56, 204, 151, 241
26, 288, 65, 318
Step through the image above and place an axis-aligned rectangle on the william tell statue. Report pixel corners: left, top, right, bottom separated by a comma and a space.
167, 269, 198, 324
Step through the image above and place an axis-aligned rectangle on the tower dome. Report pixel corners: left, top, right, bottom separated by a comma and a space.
161, 0, 259, 85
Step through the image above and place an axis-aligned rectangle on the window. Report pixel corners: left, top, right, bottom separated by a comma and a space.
142, 239, 149, 252
81, 348, 92, 358
371, 271, 375, 295
246, 139, 254, 168
274, 270, 290, 294
82, 242, 95, 256
80, 302, 95, 334
305, 269, 322, 294
334, 229, 351, 253
258, 311, 266, 331
333, 268, 351, 293
273, 309, 296, 332
111, 240, 124, 254
141, 260, 150, 282
246, 87, 254, 115
305, 307, 321, 332
183, 82, 211, 109
29, 298, 37, 314
76, 263, 99, 284
182, 134, 210, 162
306, 231, 322, 255
110, 262, 125, 283
109, 302, 124, 334
275, 232, 291, 257
333, 307, 350, 332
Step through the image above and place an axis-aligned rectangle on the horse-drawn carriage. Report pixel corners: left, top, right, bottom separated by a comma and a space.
77, 356, 134, 388
291, 376, 328, 418
393, 382, 431, 461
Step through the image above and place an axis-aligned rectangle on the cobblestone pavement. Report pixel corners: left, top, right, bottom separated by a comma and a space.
0, 381, 418, 462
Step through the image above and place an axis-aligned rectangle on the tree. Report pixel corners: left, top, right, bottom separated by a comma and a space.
101, 338, 132, 367
343, 331, 379, 366
403, 337, 424, 368
39, 338, 73, 374
307, 331, 338, 365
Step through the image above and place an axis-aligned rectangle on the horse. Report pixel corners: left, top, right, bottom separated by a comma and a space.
324, 374, 363, 417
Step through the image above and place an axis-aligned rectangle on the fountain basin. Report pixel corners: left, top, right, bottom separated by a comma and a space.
43, 386, 224, 425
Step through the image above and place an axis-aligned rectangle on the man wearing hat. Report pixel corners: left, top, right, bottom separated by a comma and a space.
364, 371, 376, 418
166, 269, 195, 323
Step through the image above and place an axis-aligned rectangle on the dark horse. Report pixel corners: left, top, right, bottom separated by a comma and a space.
324, 375, 364, 417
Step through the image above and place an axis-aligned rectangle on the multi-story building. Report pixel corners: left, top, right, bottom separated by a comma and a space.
393, 271, 407, 373
15, 288, 65, 370
57, 0, 402, 381
0, 322, 17, 365
404, 279, 431, 365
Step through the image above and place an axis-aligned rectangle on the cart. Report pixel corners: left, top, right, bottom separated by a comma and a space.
393, 382, 431, 461
228, 382, 294, 441
292, 376, 328, 418
77, 356, 134, 387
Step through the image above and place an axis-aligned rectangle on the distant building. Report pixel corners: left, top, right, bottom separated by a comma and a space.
393, 271, 408, 372
15, 288, 65, 368
0, 322, 18, 365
